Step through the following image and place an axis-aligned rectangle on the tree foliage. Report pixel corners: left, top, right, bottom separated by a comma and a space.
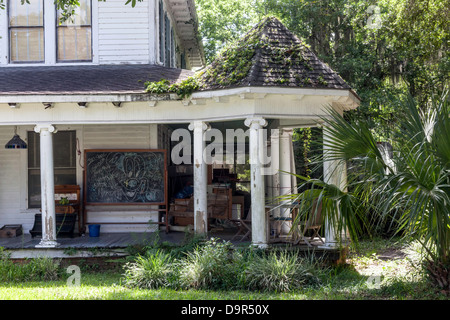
0, 0, 143, 19
195, 0, 263, 63
196, 0, 449, 139
289, 90, 450, 290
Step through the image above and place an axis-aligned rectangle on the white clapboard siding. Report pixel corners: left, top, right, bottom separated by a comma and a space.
97, 0, 151, 65
83, 124, 161, 233
0, 124, 162, 234
0, 127, 31, 230
85, 207, 159, 233
82, 124, 155, 149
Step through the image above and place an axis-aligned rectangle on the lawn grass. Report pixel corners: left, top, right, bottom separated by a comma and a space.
0, 238, 448, 300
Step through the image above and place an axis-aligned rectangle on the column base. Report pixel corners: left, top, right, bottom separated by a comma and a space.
318, 243, 338, 250
35, 239, 59, 248
318, 238, 350, 250
251, 242, 269, 249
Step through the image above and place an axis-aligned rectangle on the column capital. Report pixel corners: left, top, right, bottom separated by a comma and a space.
280, 128, 294, 136
188, 120, 210, 132
34, 124, 57, 134
244, 117, 267, 129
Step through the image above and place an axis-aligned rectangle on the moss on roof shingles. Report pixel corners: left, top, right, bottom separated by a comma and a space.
197, 17, 351, 91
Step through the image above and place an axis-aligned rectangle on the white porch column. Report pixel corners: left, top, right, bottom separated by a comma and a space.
34, 124, 59, 248
245, 117, 268, 248
269, 129, 280, 215
188, 121, 210, 235
279, 129, 294, 235
322, 125, 347, 248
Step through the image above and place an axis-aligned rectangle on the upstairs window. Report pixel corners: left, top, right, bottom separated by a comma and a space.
7, 0, 92, 64
57, 0, 92, 62
8, 0, 44, 63
159, 1, 177, 68
159, 0, 164, 64
164, 12, 171, 67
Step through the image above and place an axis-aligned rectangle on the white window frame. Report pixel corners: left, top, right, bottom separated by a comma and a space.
56, 0, 93, 63
0, 0, 98, 65
157, 0, 178, 68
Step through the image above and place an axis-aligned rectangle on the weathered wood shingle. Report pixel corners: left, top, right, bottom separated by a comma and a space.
0, 65, 194, 95
197, 17, 351, 91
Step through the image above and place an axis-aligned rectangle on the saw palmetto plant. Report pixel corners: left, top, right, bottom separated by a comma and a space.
287, 90, 450, 290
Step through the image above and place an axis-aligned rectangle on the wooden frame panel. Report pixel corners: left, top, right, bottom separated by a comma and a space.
84, 149, 168, 206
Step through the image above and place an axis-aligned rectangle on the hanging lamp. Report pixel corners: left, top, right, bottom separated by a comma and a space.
5, 126, 27, 149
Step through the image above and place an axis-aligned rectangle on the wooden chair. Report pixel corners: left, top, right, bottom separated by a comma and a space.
230, 209, 251, 242
294, 199, 324, 246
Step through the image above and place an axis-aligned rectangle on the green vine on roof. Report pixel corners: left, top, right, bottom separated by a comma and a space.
144, 17, 317, 97
144, 77, 200, 100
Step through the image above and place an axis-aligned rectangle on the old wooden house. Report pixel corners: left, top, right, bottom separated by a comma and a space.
0, 0, 359, 252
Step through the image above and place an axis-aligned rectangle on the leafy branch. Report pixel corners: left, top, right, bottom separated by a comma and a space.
144, 77, 200, 100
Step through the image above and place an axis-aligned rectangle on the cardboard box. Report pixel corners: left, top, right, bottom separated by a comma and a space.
0, 224, 23, 238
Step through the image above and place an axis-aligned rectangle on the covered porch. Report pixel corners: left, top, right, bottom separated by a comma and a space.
0, 17, 360, 254
0, 90, 357, 253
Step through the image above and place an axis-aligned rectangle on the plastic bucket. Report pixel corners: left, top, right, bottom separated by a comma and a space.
88, 224, 101, 237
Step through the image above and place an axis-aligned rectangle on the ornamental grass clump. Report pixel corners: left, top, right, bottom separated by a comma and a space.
178, 238, 238, 290
244, 250, 320, 292
122, 250, 175, 289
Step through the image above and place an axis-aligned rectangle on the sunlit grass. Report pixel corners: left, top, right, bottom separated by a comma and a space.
0, 273, 291, 300
0, 238, 447, 300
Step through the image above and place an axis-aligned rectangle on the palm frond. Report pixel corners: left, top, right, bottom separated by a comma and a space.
280, 90, 450, 266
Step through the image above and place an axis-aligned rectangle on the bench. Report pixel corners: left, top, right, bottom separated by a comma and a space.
30, 213, 77, 238
29, 185, 81, 238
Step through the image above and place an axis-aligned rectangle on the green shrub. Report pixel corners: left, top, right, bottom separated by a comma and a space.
0, 248, 61, 283
178, 238, 238, 290
121, 238, 329, 292
25, 257, 61, 281
244, 250, 321, 292
122, 250, 175, 289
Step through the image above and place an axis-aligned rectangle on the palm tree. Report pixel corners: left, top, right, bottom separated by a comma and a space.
289, 90, 450, 290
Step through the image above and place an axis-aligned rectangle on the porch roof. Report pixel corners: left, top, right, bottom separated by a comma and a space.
196, 17, 359, 101
0, 64, 194, 96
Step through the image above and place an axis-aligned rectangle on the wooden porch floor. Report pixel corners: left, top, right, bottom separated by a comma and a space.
0, 228, 242, 250
0, 229, 340, 261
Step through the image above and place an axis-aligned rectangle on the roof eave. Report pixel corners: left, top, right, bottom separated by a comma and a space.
169, 0, 206, 69
191, 86, 361, 109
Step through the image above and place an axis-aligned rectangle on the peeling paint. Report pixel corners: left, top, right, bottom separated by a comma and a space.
195, 210, 206, 233
47, 215, 54, 238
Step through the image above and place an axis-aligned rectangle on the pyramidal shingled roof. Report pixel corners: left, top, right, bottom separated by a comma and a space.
197, 17, 352, 92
